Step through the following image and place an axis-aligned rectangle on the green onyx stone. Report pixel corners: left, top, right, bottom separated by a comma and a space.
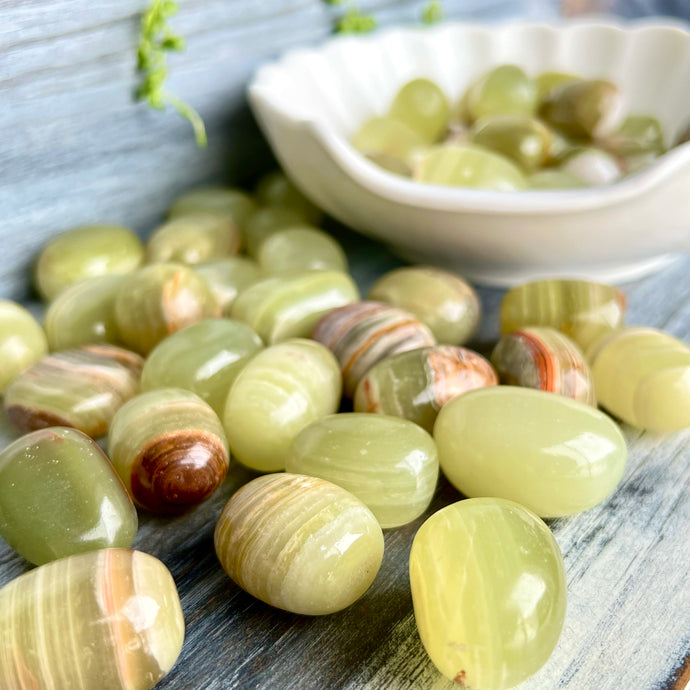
141, 318, 263, 416
108, 388, 229, 514
365, 151, 413, 177
0, 301, 48, 394
230, 270, 359, 345
146, 212, 242, 265
195, 256, 262, 315
534, 71, 582, 102
607, 115, 665, 156
351, 116, 427, 163
114, 263, 219, 355
464, 65, 537, 122
528, 169, 588, 189
491, 326, 597, 406
168, 186, 257, 230
0, 427, 137, 565
43, 275, 125, 351
257, 227, 348, 275
591, 327, 690, 432
215, 473, 384, 615
561, 147, 621, 186
354, 345, 497, 432
223, 339, 341, 472
255, 171, 323, 225
409, 497, 566, 689
0, 548, 184, 690
4, 345, 143, 438
287, 413, 438, 528
35, 225, 144, 302
388, 78, 450, 143
415, 145, 527, 191
500, 278, 626, 352
368, 266, 481, 345
243, 207, 310, 257
434, 386, 627, 517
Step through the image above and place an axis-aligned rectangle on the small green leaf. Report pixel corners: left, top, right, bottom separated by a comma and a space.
336, 7, 377, 34
421, 1, 443, 25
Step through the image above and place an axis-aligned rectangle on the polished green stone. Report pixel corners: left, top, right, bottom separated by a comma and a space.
257, 227, 348, 275
464, 65, 537, 122
255, 171, 323, 225
243, 207, 311, 257
0, 427, 137, 565
168, 187, 257, 229
0, 301, 48, 394
388, 78, 450, 143
43, 275, 125, 351
534, 71, 581, 101
591, 327, 690, 432
195, 257, 262, 315
409, 497, 566, 689
605, 115, 665, 157
434, 386, 627, 517
223, 339, 341, 472
287, 413, 438, 528
528, 169, 587, 189
351, 116, 427, 163
231, 270, 359, 344
561, 147, 621, 186
34, 225, 144, 302
141, 319, 263, 415
368, 266, 481, 345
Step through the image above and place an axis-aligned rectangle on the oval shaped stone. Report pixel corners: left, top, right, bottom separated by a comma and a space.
168, 186, 257, 230
0, 427, 137, 565
434, 386, 627, 517
410, 498, 566, 689
287, 413, 438, 528
215, 473, 383, 615
195, 257, 262, 315
0, 548, 185, 690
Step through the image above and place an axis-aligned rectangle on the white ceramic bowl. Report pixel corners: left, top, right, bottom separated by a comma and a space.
248, 18, 690, 286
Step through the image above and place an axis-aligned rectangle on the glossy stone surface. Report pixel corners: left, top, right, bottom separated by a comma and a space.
0, 427, 137, 565
434, 387, 627, 517
591, 327, 690, 432
108, 388, 229, 514
388, 78, 450, 143
464, 65, 537, 122
223, 339, 341, 472
214, 473, 384, 615
257, 227, 348, 275
0, 548, 184, 690
354, 345, 497, 432
528, 169, 587, 189
43, 274, 125, 351
114, 263, 219, 355
0, 300, 48, 394
34, 224, 144, 301
491, 326, 596, 406
368, 266, 481, 345
167, 186, 257, 230
231, 270, 359, 345
500, 278, 626, 352
146, 212, 242, 265
534, 71, 581, 101
255, 171, 323, 225
352, 117, 426, 165
243, 206, 308, 257
409, 498, 566, 689
194, 257, 262, 315
561, 147, 621, 187
141, 318, 263, 415
312, 301, 437, 397
4, 345, 143, 437
287, 413, 438, 528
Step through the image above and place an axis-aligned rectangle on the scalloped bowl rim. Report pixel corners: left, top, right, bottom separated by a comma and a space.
249, 16, 690, 214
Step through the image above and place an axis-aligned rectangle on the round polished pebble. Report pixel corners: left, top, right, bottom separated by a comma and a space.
287, 413, 438, 528
115, 263, 219, 355
214, 473, 384, 615
141, 318, 263, 415
528, 169, 587, 189
0, 300, 48, 394
255, 171, 323, 225
146, 212, 242, 265
368, 266, 481, 345
35, 224, 144, 301
561, 147, 621, 187
257, 227, 348, 275
4, 345, 143, 437
352, 116, 426, 165
195, 256, 262, 315
231, 270, 359, 345
223, 339, 341, 472
409, 498, 566, 689
354, 345, 497, 432
500, 278, 626, 352
534, 71, 581, 101
388, 78, 450, 143
491, 326, 596, 406
0, 427, 137, 565
434, 386, 627, 517
108, 388, 229, 514
312, 301, 437, 397
243, 207, 308, 257
44, 275, 125, 351
168, 186, 257, 230
591, 327, 690, 432
0, 548, 185, 690
464, 65, 537, 122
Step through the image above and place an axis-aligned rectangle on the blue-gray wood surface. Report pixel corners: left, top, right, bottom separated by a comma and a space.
1, 1, 690, 689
